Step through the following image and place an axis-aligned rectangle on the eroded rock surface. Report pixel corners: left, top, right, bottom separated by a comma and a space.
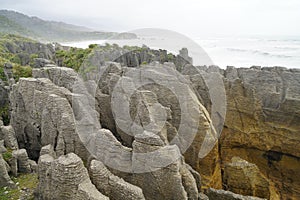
219, 67, 300, 199
10, 76, 89, 160
89, 159, 145, 200
13, 149, 32, 173
0, 154, 15, 188
37, 153, 108, 200
11, 64, 212, 199
223, 157, 279, 199
8, 60, 300, 200
0, 125, 18, 150
206, 188, 266, 200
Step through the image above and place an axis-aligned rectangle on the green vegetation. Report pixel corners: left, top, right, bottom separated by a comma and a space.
56, 46, 95, 72
0, 15, 35, 38
0, 34, 37, 125
0, 65, 6, 81
123, 45, 148, 52
0, 34, 35, 63
0, 173, 38, 200
88, 44, 98, 49
55, 43, 120, 72
0, 104, 9, 126
0, 10, 137, 42
167, 53, 175, 61
2, 148, 13, 162
12, 65, 32, 81
0, 34, 34, 81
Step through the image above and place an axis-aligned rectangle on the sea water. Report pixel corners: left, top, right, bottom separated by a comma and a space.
62, 35, 300, 69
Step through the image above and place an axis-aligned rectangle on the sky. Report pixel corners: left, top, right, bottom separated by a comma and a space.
1, 0, 300, 38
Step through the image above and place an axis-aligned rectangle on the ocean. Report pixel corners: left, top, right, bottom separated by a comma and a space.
62, 34, 300, 69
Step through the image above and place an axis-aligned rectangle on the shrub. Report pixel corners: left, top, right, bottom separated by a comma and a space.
12, 65, 32, 81
88, 44, 97, 49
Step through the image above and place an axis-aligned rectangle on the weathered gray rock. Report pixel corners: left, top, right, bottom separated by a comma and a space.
28, 159, 37, 173
199, 193, 209, 200
0, 81, 9, 113
13, 149, 31, 173
87, 63, 214, 199
205, 188, 266, 200
0, 154, 15, 188
32, 58, 55, 68
13, 64, 217, 199
39, 144, 56, 158
7, 155, 18, 177
32, 66, 79, 92
179, 48, 193, 65
125, 131, 191, 200
0, 125, 18, 150
3, 39, 55, 66
37, 153, 108, 200
89, 159, 145, 200
0, 140, 7, 153
10, 77, 89, 160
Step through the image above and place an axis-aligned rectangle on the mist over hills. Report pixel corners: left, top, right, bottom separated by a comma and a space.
0, 10, 137, 42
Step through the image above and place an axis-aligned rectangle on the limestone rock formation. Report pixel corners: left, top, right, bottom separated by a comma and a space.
0, 125, 18, 150
2, 38, 56, 66
223, 157, 279, 199
7, 54, 300, 200
37, 153, 109, 200
94, 62, 220, 192
0, 140, 6, 153
206, 188, 266, 200
0, 154, 15, 188
0, 80, 9, 112
218, 66, 300, 199
12, 65, 208, 199
32, 58, 55, 68
89, 159, 145, 200
10, 76, 89, 160
13, 149, 32, 173
39, 144, 56, 158
126, 131, 197, 200
179, 48, 193, 65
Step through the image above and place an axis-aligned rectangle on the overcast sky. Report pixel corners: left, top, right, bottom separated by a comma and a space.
1, 0, 300, 37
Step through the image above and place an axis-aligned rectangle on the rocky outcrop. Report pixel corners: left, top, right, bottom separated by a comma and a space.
0, 140, 16, 188
12, 149, 33, 173
186, 66, 300, 199
223, 157, 279, 199
89, 159, 145, 200
32, 58, 55, 68
205, 188, 266, 200
0, 80, 9, 109
9, 63, 225, 199
0, 154, 15, 188
7, 52, 300, 200
0, 140, 6, 153
126, 131, 197, 200
78, 45, 191, 73
37, 152, 109, 200
10, 76, 88, 160
179, 48, 193, 65
218, 66, 300, 199
0, 125, 18, 150
2, 39, 56, 66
